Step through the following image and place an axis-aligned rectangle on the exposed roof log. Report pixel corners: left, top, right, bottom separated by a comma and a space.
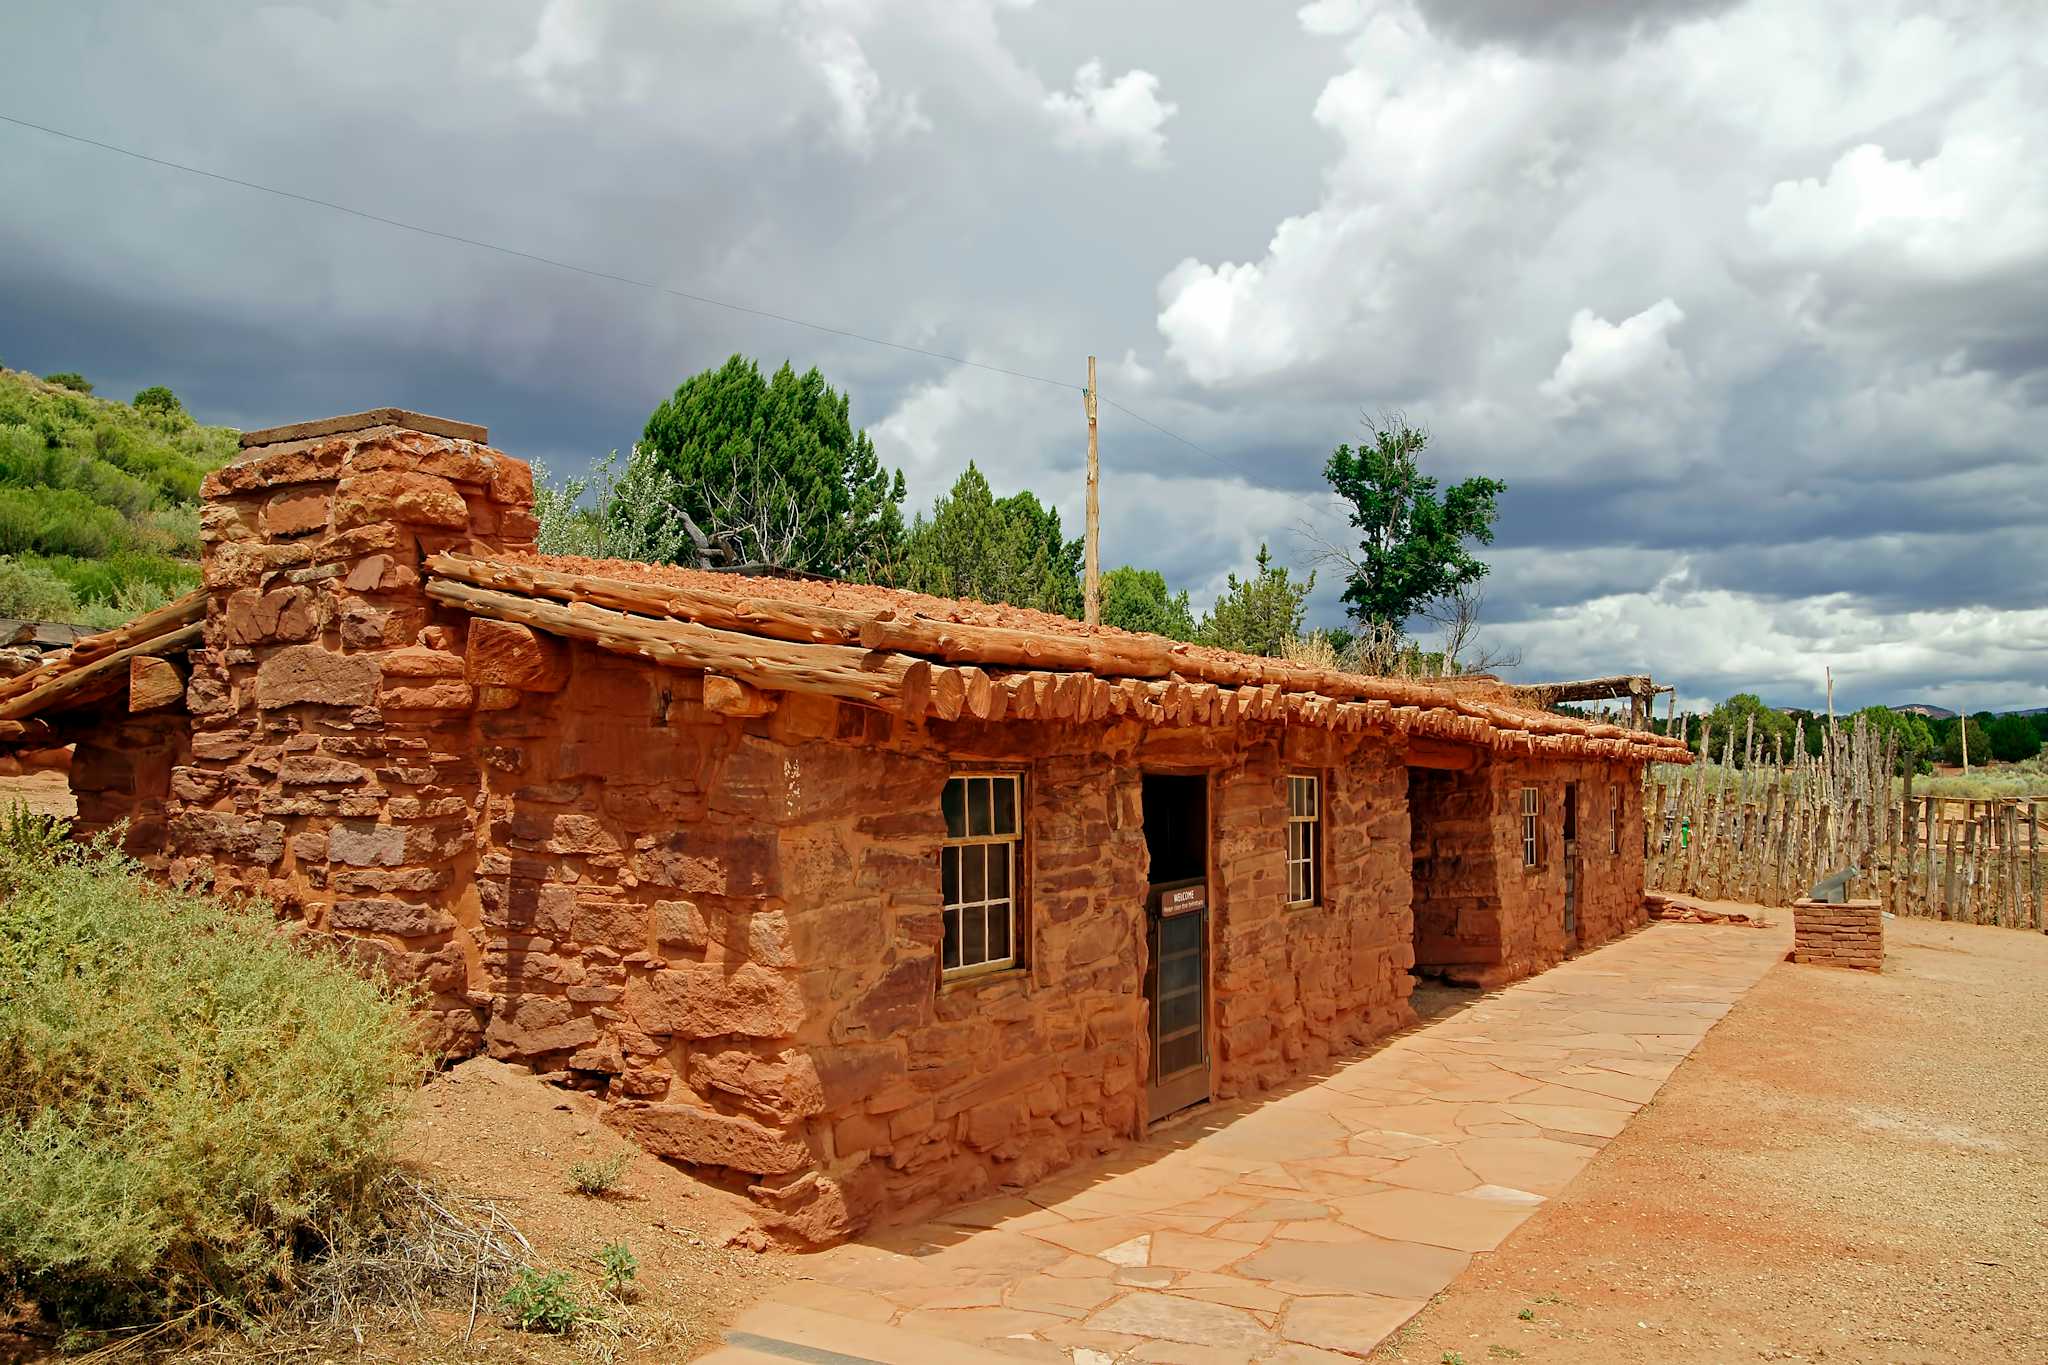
0, 622, 203, 723
426, 553, 1693, 764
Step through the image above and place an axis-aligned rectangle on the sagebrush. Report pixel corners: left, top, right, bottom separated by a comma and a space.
0, 823, 428, 1330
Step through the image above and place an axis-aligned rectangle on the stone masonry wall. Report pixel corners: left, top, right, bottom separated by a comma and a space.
1488, 757, 1646, 983
1791, 898, 1882, 970
68, 701, 189, 858
1211, 728, 1417, 1098
456, 663, 1163, 1240
1407, 762, 1500, 978
158, 423, 538, 1056
459, 668, 1423, 1240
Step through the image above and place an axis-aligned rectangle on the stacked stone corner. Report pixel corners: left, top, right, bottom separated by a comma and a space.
1791, 897, 1883, 970
166, 421, 540, 1058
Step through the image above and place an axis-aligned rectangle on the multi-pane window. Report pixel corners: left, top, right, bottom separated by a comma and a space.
1610, 783, 1623, 855
1285, 773, 1321, 906
941, 773, 1021, 978
1520, 786, 1540, 867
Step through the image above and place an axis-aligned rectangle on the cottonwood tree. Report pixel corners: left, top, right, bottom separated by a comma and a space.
1100, 565, 1196, 639
1705, 693, 1796, 766
1425, 584, 1522, 674
1197, 545, 1313, 657
640, 355, 905, 576
890, 463, 1083, 616
1319, 413, 1505, 655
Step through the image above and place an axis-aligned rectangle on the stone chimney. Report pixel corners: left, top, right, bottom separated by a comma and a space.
168, 409, 538, 1054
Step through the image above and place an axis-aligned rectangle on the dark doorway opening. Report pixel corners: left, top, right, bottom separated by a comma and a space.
1141, 773, 1209, 1123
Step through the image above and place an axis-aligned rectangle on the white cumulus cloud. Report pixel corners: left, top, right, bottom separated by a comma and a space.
1539, 298, 1690, 415
1043, 60, 1178, 167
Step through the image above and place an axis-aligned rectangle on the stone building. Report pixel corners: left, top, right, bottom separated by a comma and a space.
0, 411, 1689, 1242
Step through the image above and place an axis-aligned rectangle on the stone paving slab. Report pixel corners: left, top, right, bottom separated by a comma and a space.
701, 921, 1789, 1363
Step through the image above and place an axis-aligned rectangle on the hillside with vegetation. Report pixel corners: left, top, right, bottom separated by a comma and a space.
0, 368, 234, 628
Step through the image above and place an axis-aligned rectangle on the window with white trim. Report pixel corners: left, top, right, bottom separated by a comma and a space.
941, 773, 1021, 978
1285, 773, 1321, 906
1520, 785, 1540, 868
1610, 783, 1623, 855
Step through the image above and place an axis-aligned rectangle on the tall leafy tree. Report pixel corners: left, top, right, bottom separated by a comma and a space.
1322, 415, 1504, 632
1703, 693, 1795, 764
892, 463, 1083, 616
1100, 565, 1196, 639
640, 355, 905, 576
1197, 545, 1313, 657
1853, 705, 1936, 774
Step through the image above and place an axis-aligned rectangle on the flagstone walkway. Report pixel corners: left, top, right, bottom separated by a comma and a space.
706, 920, 1790, 1363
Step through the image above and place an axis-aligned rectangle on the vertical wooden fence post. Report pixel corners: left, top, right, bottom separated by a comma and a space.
2031, 800, 2042, 933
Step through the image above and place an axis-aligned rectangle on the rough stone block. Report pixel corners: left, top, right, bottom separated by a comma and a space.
331, 470, 470, 530
625, 960, 804, 1039
607, 1101, 811, 1175
256, 644, 381, 710
466, 618, 569, 691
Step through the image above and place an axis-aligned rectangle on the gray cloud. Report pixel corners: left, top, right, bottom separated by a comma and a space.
1407, 0, 1743, 50
2, 0, 2044, 714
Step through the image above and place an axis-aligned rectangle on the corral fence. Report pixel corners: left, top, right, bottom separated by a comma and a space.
1643, 712, 2045, 930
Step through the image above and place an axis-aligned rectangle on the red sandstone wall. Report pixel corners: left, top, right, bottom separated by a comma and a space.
154, 424, 537, 1055
68, 702, 189, 856
465, 656, 1159, 1238
1408, 762, 1500, 976
467, 675, 1419, 1238
1488, 757, 1646, 981
1212, 729, 1417, 1098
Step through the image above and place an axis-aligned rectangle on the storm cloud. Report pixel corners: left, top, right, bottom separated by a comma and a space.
2, 0, 2043, 713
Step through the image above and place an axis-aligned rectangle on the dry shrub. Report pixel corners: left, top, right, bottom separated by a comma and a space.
1280, 630, 1344, 672
0, 826, 430, 1334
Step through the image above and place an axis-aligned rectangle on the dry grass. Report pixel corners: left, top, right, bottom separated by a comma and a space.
286, 1171, 530, 1341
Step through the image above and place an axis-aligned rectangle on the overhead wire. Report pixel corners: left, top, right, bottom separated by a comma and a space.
0, 112, 1079, 394
1, 110, 1342, 528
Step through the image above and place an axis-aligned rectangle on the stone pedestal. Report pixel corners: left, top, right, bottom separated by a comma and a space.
1790, 897, 1883, 970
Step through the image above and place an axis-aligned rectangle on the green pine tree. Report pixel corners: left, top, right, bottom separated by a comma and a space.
1197, 545, 1313, 657
640, 355, 905, 576
891, 463, 1083, 616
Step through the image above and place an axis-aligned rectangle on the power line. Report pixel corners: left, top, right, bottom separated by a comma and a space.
1102, 394, 1336, 524
2, 110, 1331, 521
0, 111, 1080, 394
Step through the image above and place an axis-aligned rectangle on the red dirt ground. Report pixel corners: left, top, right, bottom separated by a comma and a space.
1375, 915, 2048, 1365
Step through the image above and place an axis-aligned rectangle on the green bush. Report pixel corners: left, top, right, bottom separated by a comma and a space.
42, 372, 92, 394
0, 829, 428, 1330
0, 556, 79, 621
500, 1268, 585, 1333
569, 1151, 629, 1197
132, 385, 185, 424
31, 549, 199, 606
595, 1242, 637, 1299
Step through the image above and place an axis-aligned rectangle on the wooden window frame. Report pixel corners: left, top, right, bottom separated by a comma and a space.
1285, 771, 1323, 907
1610, 782, 1623, 856
1520, 785, 1540, 869
941, 771, 1025, 982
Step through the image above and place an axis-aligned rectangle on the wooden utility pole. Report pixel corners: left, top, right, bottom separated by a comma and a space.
1083, 354, 1101, 626
1959, 704, 1970, 772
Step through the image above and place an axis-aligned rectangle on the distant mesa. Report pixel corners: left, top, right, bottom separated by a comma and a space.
1889, 703, 1957, 720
